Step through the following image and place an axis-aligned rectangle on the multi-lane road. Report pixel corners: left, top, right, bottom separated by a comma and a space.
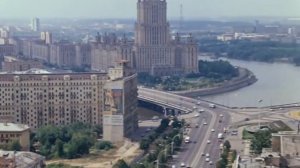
138, 87, 232, 167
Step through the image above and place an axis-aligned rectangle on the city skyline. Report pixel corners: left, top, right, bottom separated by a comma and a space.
0, 0, 299, 19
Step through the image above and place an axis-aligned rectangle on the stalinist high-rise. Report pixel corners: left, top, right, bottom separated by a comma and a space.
134, 0, 198, 76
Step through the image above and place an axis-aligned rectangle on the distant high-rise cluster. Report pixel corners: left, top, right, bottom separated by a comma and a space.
91, 0, 198, 76
0, 0, 198, 77
31, 18, 40, 32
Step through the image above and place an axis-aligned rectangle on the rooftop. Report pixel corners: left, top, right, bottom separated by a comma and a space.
272, 131, 300, 136
0, 123, 30, 132
0, 68, 52, 75
0, 151, 45, 168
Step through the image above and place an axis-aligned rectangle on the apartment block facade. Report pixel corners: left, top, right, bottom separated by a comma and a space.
0, 65, 138, 139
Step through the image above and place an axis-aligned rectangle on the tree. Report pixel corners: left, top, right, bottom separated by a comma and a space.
64, 143, 77, 159
160, 118, 170, 128
251, 130, 272, 154
9, 140, 21, 151
113, 159, 130, 168
223, 140, 231, 150
232, 150, 237, 163
140, 139, 150, 150
94, 141, 113, 150
55, 139, 64, 157
131, 164, 146, 168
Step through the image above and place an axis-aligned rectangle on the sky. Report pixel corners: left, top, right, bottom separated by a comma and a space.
0, 0, 299, 19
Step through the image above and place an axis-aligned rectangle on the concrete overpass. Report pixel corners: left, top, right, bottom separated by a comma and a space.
137, 87, 232, 167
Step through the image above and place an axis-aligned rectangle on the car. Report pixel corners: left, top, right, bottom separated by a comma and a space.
209, 104, 216, 108
211, 129, 215, 132
186, 165, 191, 168
195, 124, 199, 128
205, 158, 210, 162
244, 118, 250, 121
198, 109, 205, 113
207, 140, 211, 144
209, 161, 213, 165
206, 153, 210, 157
201, 153, 205, 156
180, 162, 185, 167
194, 114, 200, 117
203, 122, 207, 125
193, 106, 197, 109
172, 165, 176, 168
197, 101, 201, 105
231, 132, 238, 135
219, 114, 224, 117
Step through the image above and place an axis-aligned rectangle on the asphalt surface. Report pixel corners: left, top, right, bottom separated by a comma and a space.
138, 88, 232, 168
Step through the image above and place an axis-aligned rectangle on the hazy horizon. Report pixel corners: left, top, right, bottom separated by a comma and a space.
0, 0, 299, 20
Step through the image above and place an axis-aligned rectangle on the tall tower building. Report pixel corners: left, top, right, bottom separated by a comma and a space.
31, 18, 40, 32
135, 0, 169, 45
134, 0, 198, 76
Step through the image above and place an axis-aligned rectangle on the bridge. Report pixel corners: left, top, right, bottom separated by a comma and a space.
137, 87, 232, 167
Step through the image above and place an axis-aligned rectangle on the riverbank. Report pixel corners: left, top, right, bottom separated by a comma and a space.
171, 68, 257, 97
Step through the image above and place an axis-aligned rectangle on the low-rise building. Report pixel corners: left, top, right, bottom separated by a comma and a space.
0, 150, 45, 168
2, 56, 43, 72
272, 131, 300, 157
0, 123, 30, 151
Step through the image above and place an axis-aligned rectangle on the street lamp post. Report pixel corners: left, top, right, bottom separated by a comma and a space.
171, 134, 181, 154
258, 99, 263, 129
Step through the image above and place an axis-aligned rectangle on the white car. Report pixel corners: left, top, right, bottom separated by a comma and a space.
197, 101, 201, 105
193, 106, 197, 109
203, 122, 207, 125
211, 129, 215, 132
205, 158, 210, 162
206, 153, 210, 157
172, 165, 176, 168
180, 162, 185, 167
207, 140, 211, 144
194, 114, 200, 117
209, 161, 213, 165
219, 114, 224, 117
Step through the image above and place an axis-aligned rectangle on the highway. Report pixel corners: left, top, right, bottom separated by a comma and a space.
138, 87, 232, 168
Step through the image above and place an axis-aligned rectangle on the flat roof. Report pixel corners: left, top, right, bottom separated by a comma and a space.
0, 123, 30, 132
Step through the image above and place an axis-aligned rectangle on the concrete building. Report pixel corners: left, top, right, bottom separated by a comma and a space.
0, 123, 30, 151
0, 44, 15, 57
50, 42, 76, 67
2, 56, 43, 72
134, 0, 198, 76
31, 18, 40, 32
76, 43, 92, 68
272, 131, 300, 157
91, 33, 134, 72
0, 150, 45, 168
91, 0, 198, 76
0, 65, 138, 140
40, 32, 52, 44
103, 61, 138, 142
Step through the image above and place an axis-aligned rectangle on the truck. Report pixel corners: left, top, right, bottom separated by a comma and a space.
184, 136, 190, 143
218, 133, 224, 139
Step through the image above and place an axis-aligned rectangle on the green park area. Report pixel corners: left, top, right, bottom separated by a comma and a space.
138, 60, 239, 91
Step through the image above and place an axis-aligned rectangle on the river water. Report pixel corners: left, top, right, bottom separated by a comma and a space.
200, 58, 300, 107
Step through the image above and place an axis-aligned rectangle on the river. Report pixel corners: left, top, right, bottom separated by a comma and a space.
200, 57, 300, 107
